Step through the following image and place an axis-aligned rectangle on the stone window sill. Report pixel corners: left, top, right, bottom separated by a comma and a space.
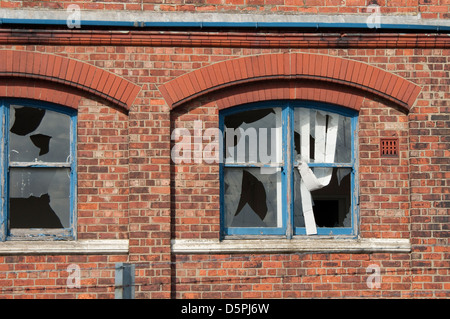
171, 238, 411, 254
0, 239, 129, 255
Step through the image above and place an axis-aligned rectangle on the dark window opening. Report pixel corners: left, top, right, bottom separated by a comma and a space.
10, 106, 45, 136
9, 194, 63, 229
312, 200, 340, 227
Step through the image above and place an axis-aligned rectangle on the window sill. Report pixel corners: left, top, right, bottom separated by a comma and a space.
0, 239, 129, 255
171, 238, 411, 254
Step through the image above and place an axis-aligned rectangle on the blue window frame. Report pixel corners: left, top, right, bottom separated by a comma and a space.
220, 100, 358, 238
0, 99, 77, 241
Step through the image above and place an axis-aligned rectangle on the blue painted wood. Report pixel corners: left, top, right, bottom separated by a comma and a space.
219, 112, 225, 239
0, 101, 6, 241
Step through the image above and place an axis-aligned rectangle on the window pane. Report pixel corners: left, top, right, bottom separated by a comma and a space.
294, 108, 352, 163
224, 108, 281, 164
224, 167, 281, 228
9, 105, 71, 163
294, 167, 352, 228
9, 168, 71, 228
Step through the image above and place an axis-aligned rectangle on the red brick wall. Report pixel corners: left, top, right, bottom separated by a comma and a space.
169, 48, 448, 298
77, 99, 129, 240
171, 98, 221, 241
358, 98, 411, 239
408, 50, 449, 296
0, 7, 448, 299
172, 252, 414, 298
0, 254, 126, 298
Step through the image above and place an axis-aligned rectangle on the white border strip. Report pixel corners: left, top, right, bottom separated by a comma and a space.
172, 238, 411, 254
0, 238, 411, 255
0, 239, 129, 255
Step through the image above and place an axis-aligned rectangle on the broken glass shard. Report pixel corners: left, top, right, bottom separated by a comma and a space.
294, 167, 351, 228
9, 105, 71, 163
10, 106, 45, 136
9, 194, 63, 228
30, 134, 52, 156
224, 167, 280, 228
224, 108, 275, 129
294, 108, 352, 163
9, 167, 70, 228
224, 108, 281, 164
235, 170, 268, 220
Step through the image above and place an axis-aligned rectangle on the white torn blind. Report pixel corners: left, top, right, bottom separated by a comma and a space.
297, 109, 339, 235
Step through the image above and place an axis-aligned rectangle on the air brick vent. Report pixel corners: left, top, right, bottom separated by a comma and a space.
380, 138, 399, 157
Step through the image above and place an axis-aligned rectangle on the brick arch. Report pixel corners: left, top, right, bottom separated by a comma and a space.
0, 50, 141, 111
160, 53, 421, 113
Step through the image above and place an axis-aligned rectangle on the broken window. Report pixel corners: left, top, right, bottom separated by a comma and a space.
9, 106, 71, 163
293, 108, 354, 235
224, 168, 281, 229
224, 108, 280, 164
221, 102, 357, 237
0, 101, 76, 240
222, 107, 283, 235
9, 168, 70, 229
294, 167, 352, 229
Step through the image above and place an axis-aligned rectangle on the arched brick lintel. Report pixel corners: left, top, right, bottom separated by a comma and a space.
160, 53, 421, 113
210, 79, 368, 112
0, 50, 141, 111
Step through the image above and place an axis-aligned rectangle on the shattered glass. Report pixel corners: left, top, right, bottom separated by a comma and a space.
7, 105, 72, 231
294, 167, 351, 228
222, 105, 354, 234
223, 107, 283, 229
224, 167, 281, 228
224, 108, 281, 164
9, 168, 70, 229
9, 106, 71, 163
294, 108, 352, 163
